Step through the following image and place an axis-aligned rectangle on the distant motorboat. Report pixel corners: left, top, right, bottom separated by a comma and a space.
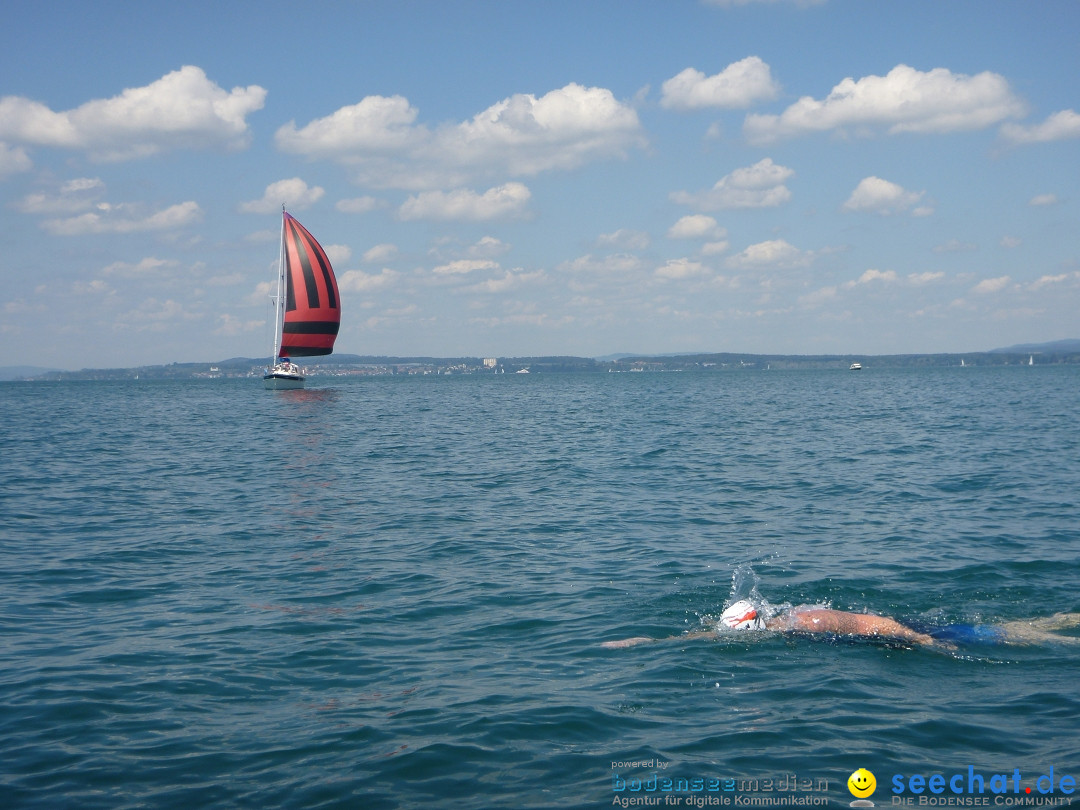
516, 368, 530, 374
849, 362, 862, 371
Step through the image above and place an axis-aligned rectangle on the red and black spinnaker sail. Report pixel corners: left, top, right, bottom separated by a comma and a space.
279, 212, 340, 357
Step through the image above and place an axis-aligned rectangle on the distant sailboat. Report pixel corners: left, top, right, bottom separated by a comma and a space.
1029, 355, 1034, 366
263, 209, 341, 390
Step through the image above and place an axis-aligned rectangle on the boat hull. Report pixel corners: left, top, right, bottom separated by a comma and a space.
263, 372, 305, 390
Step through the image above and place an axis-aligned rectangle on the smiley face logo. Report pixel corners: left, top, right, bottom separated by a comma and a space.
847, 768, 876, 798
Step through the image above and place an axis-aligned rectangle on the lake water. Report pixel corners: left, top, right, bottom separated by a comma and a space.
3, 367, 1078, 808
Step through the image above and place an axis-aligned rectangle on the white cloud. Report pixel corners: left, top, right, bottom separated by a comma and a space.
363, 304, 421, 331
399, 182, 531, 221
0, 66, 266, 161
467, 236, 511, 258
670, 157, 793, 210
120, 298, 196, 328
726, 239, 810, 269
214, 313, 263, 337
1028, 273, 1074, 291
660, 56, 780, 110
443, 83, 644, 175
597, 229, 650, 251
908, 271, 945, 285
324, 244, 351, 266
72, 279, 112, 296
667, 214, 726, 240
852, 268, 898, 285
65, 177, 104, 193
240, 178, 324, 214
973, 276, 1011, 294
363, 243, 398, 263
1001, 109, 1080, 143
42, 201, 202, 235
1029, 193, 1058, 206
245, 280, 276, 306
17, 177, 106, 214
431, 259, 501, 276
337, 196, 385, 214
101, 257, 178, 278
338, 268, 398, 292
244, 229, 278, 245
655, 258, 708, 280
842, 176, 925, 215
0, 142, 31, 176
0, 96, 80, 148
276, 95, 422, 157
560, 253, 646, 276
744, 64, 1026, 144
205, 268, 242, 287
468, 269, 546, 293
1000, 236, 1022, 249
277, 83, 644, 187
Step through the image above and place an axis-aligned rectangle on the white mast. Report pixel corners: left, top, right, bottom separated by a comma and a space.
271, 207, 287, 362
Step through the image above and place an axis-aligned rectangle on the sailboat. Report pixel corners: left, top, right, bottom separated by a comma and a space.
263, 209, 341, 390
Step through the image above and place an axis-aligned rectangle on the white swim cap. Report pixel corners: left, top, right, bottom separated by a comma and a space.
720, 600, 766, 631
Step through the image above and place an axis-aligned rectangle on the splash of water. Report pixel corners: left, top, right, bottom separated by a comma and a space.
724, 562, 827, 625
727, 563, 783, 620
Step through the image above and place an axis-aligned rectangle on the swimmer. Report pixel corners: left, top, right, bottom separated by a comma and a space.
601, 599, 1080, 649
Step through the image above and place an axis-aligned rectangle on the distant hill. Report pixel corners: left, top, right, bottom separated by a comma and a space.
990, 339, 1080, 354
0, 366, 62, 381
8, 341, 1080, 381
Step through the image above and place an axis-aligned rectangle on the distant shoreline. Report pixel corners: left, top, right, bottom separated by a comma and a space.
6, 345, 1080, 382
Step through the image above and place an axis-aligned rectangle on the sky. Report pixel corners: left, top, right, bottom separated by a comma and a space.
2, 0, 1078, 369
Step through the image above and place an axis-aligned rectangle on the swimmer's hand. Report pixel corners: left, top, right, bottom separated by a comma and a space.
601, 636, 654, 649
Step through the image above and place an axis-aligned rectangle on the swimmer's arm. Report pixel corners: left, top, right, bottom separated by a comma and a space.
601, 630, 716, 649
783, 609, 935, 645
867, 618, 935, 646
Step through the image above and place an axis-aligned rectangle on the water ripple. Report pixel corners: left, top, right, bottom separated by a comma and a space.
2, 369, 1079, 808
